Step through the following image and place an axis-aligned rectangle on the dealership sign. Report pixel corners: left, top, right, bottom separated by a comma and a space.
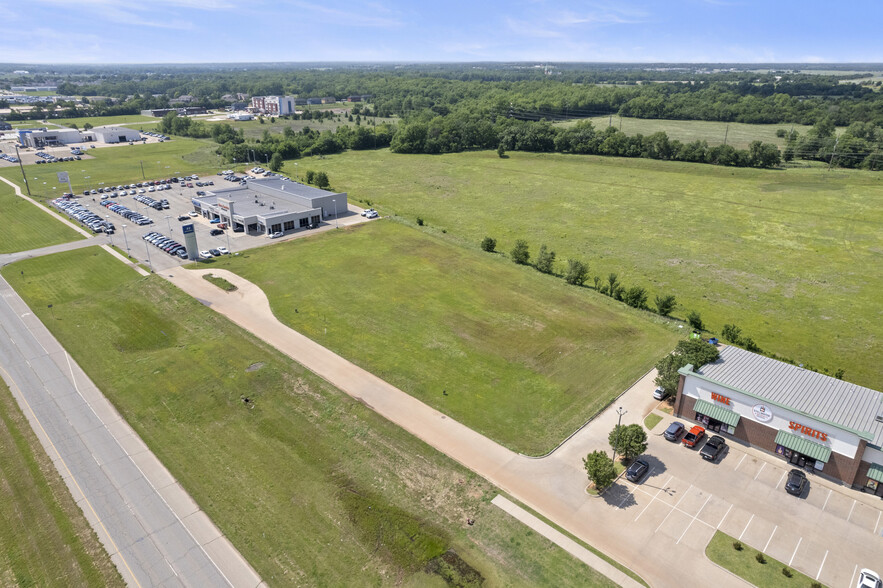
752, 404, 773, 422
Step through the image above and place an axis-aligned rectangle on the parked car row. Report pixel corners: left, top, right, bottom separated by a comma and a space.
51, 198, 115, 234
133, 193, 169, 210
143, 231, 188, 259
142, 131, 170, 141
0, 153, 19, 162
199, 246, 230, 259
36, 151, 80, 164
100, 200, 153, 225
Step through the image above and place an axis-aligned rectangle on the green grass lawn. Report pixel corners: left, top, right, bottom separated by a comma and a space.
0, 380, 124, 587
301, 149, 883, 389
51, 114, 157, 129
206, 221, 680, 454
706, 531, 824, 587
2, 246, 623, 587
0, 137, 222, 200
215, 115, 396, 140
565, 117, 820, 150
643, 413, 663, 431
0, 181, 84, 253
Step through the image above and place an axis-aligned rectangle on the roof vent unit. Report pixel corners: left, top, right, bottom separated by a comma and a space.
876, 409, 883, 423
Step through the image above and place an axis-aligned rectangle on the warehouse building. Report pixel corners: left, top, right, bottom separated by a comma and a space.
18, 128, 83, 147
675, 345, 883, 494
190, 177, 347, 236
91, 127, 141, 143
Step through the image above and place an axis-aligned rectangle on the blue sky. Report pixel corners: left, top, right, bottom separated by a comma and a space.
2, 0, 881, 64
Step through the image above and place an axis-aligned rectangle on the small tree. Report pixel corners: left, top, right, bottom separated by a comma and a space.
510, 240, 530, 265
687, 310, 704, 331
564, 259, 589, 286
654, 294, 677, 317
497, 144, 506, 158
480, 237, 497, 252
315, 171, 330, 189
609, 424, 648, 462
583, 450, 616, 490
305, 169, 316, 184
623, 286, 648, 309
82, 122, 93, 130
606, 273, 619, 298
721, 324, 742, 343
654, 338, 720, 396
269, 152, 284, 172
535, 244, 556, 274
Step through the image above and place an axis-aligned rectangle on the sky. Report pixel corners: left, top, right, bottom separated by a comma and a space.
1, 0, 881, 64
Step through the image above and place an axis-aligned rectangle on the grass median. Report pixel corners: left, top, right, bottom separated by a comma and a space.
0, 181, 84, 253
706, 531, 825, 588
3, 245, 624, 587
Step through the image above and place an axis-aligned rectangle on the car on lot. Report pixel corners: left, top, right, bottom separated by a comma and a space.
699, 435, 726, 461
177, 215, 189, 221
209, 248, 222, 257
653, 386, 668, 400
199, 250, 213, 259
625, 459, 650, 483
188, 211, 198, 217
857, 569, 882, 588
682, 425, 705, 448
784, 469, 808, 496
663, 421, 685, 442
361, 208, 376, 217
365, 211, 379, 219
216, 247, 230, 255
269, 231, 283, 239
210, 228, 224, 236
210, 218, 220, 224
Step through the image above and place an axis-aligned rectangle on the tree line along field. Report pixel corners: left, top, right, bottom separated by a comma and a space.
1, 247, 629, 588
298, 149, 883, 390
0, 379, 124, 587
206, 220, 681, 454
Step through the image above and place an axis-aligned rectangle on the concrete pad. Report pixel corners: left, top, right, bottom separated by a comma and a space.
755, 463, 787, 489
636, 499, 674, 530
789, 537, 828, 579
804, 485, 830, 510
654, 477, 693, 507
676, 486, 713, 518
181, 509, 223, 544
740, 515, 776, 552
764, 526, 801, 564
129, 451, 177, 490
719, 505, 754, 539
817, 547, 857, 588
201, 535, 263, 588
736, 455, 764, 477
696, 495, 731, 529
846, 500, 880, 533
823, 491, 854, 520
655, 508, 693, 541
678, 520, 717, 551
158, 482, 201, 519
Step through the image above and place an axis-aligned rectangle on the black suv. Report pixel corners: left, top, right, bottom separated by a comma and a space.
625, 459, 649, 483
699, 435, 726, 461
784, 469, 808, 496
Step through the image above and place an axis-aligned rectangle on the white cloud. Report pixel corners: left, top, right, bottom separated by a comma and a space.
505, 17, 564, 39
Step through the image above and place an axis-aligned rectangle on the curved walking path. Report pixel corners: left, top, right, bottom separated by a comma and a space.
165, 266, 749, 588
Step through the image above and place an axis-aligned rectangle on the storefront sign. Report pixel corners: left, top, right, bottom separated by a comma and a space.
711, 392, 731, 405
789, 421, 828, 442
752, 404, 773, 422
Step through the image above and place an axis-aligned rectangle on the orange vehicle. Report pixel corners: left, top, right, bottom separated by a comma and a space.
682, 425, 706, 448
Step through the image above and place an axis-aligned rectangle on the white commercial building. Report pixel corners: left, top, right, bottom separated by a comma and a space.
91, 127, 142, 144
18, 128, 83, 147
249, 96, 296, 116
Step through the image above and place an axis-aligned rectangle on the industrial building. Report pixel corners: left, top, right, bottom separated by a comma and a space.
190, 177, 347, 236
91, 127, 141, 143
141, 107, 207, 117
249, 96, 296, 116
18, 128, 83, 147
227, 112, 254, 121
675, 345, 883, 494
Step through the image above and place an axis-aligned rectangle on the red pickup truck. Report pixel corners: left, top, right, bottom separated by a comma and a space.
682, 425, 706, 448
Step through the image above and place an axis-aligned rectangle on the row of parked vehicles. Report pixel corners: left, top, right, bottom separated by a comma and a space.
142, 131, 170, 142
36, 151, 80, 164
51, 198, 115, 234
0, 153, 19, 163
143, 231, 188, 259
100, 200, 153, 226
133, 193, 169, 210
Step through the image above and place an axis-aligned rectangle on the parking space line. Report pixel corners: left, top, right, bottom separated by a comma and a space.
738, 514, 754, 541
776, 471, 786, 488
617, 470, 649, 509
655, 484, 693, 534
876, 510, 881, 534
676, 494, 711, 545
822, 488, 832, 511
788, 537, 802, 566
634, 475, 673, 522
850, 565, 858, 588
763, 525, 777, 552
846, 499, 856, 522
816, 549, 828, 580
733, 453, 746, 471
717, 504, 733, 529
753, 462, 766, 480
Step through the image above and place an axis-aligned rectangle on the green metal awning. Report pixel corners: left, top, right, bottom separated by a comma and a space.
868, 464, 883, 483
774, 430, 832, 463
693, 399, 741, 428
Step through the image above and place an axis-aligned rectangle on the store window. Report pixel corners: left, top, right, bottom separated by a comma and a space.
695, 412, 735, 435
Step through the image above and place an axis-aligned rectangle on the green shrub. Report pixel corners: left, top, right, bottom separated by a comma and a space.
687, 311, 704, 331
755, 552, 766, 564
782, 567, 792, 578
480, 237, 497, 252
732, 541, 742, 551
510, 240, 530, 265
416, 217, 424, 226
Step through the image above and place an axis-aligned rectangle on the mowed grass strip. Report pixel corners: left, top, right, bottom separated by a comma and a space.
0, 379, 124, 587
209, 221, 680, 454
0, 181, 84, 253
51, 114, 158, 129
2, 246, 621, 587
305, 149, 883, 389
706, 531, 824, 588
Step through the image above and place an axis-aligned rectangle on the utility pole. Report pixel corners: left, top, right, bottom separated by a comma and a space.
139, 160, 145, 179
828, 136, 840, 169
723, 124, 729, 147
14, 145, 30, 196
611, 406, 627, 464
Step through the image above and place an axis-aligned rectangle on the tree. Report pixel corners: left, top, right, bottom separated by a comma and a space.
606, 273, 619, 298
721, 324, 742, 343
497, 144, 506, 158
583, 450, 616, 490
510, 240, 530, 265
535, 244, 556, 274
609, 424, 648, 462
480, 237, 497, 252
269, 152, 284, 172
564, 259, 589, 286
687, 311, 704, 331
314, 171, 330, 189
305, 170, 316, 184
82, 122, 93, 131
654, 294, 677, 317
623, 286, 648, 309
654, 338, 721, 396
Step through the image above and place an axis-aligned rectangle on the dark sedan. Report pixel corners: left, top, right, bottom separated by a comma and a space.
699, 435, 726, 461
785, 469, 808, 496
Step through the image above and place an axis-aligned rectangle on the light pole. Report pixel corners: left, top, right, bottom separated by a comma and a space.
225, 229, 231, 253
121, 224, 130, 256
165, 215, 172, 232
611, 406, 627, 465
143, 239, 153, 272
105, 215, 113, 246
294, 162, 298, 181
333, 198, 338, 228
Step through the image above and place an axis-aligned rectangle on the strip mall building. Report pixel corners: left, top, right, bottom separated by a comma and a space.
675, 346, 883, 497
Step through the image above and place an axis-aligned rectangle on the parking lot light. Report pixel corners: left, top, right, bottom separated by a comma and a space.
121, 224, 129, 256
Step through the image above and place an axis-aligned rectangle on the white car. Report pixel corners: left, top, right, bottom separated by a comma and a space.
216, 246, 230, 255
360, 208, 375, 217
365, 211, 379, 219
269, 231, 283, 239
199, 250, 213, 259
858, 569, 882, 588
188, 211, 198, 217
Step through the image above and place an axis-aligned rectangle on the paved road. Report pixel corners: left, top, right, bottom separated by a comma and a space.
0, 273, 263, 587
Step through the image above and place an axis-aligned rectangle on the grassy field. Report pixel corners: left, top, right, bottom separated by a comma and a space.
52, 114, 157, 129
0, 379, 124, 587
563, 116, 819, 150
302, 149, 883, 389
211, 115, 396, 140
1, 246, 628, 587
205, 221, 681, 454
0, 138, 222, 200
0, 181, 84, 253
706, 531, 824, 587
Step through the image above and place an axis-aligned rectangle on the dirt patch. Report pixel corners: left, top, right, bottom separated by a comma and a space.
425, 550, 484, 587
245, 362, 264, 372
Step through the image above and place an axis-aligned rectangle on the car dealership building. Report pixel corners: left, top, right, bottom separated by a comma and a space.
675, 345, 883, 495
191, 177, 347, 236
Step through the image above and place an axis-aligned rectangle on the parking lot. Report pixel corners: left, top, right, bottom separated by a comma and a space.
605, 417, 883, 588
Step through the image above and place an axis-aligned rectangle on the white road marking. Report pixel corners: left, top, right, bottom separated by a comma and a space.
676, 494, 711, 545
789, 537, 802, 566
734, 453, 746, 471
717, 504, 733, 529
753, 462, 766, 480
776, 471, 787, 488
876, 510, 882, 534
738, 514, 754, 541
850, 564, 858, 588
816, 549, 828, 580
655, 484, 693, 534
763, 525, 777, 552
618, 467, 653, 508
634, 475, 673, 522
846, 499, 856, 523
822, 488, 832, 511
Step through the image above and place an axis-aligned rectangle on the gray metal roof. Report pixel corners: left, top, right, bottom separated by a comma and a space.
691, 346, 883, 444
248, 177, 341, 201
